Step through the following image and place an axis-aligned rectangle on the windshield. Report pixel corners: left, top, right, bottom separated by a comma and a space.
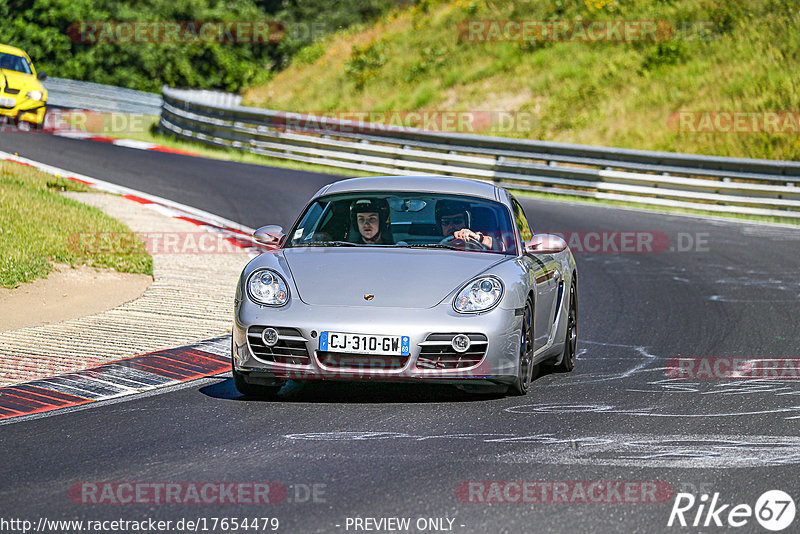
0, 53, 32, 75
286, 192, 517, 255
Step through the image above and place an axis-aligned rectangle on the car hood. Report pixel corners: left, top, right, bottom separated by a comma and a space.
282, 247, 508, 309
0, 70, 43, 95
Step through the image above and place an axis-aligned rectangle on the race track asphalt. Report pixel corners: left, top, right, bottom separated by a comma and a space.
1, 132, 799, 533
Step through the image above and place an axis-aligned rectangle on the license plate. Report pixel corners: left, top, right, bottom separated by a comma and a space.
320, 332, 410, 356
0, 97, 15, 108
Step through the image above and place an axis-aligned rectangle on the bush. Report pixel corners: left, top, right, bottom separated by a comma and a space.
344, 41, 387, 89
642, 41, 689, 70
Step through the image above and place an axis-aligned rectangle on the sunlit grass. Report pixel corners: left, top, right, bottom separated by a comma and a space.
0, 161, 153, 288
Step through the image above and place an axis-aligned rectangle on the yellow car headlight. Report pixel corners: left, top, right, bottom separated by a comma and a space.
26, 90, 43, 101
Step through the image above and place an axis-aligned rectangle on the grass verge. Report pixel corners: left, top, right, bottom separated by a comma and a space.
0, 160, 153, 288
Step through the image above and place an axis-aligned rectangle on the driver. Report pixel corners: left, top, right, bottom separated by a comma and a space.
0, 55, 15, 71
435, 199, 496, 249
350, 198, 393, 244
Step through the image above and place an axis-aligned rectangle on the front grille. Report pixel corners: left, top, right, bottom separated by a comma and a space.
318, 352, 407, 370
247, 326, 310, 365
416, 333, 488, 370
4, 87, 20, 95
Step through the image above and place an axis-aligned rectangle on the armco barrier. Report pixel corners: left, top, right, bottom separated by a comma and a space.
44, 77, 162, 115
160, 86, 800, 220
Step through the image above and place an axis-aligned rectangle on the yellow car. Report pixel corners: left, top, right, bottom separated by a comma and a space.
0, 43, 47, 129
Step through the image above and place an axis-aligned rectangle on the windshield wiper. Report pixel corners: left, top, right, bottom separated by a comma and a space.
296, 240, 359, 247
394, 243, 454, 250
394, 242, 502, 253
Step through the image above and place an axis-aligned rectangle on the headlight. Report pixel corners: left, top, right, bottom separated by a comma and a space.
453, 276, 504, 313
26, 90, 43, 101
246, 269, 289, 306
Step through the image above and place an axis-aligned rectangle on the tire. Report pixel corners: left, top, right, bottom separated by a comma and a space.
231, 360, 283, 398
552, 279, 577, 373
14, 117, 31, 131
31, 109, 46, 131
508, 299, 535, 396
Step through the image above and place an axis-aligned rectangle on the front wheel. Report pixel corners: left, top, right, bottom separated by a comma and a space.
508, 299, 535, 395
232, 362, 283, 398
552, 279, 577, 373
30, 110, 46, 131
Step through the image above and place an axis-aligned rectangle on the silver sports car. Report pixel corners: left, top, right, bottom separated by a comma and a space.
232, 176, 577, 396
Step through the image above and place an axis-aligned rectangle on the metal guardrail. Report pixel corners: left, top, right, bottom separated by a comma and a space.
44, 77, 162, 115
160, 86, 800, 220
162, 87, 241, 109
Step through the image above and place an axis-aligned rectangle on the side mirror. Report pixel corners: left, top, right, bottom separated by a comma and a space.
37, 72, 47, 81
524, 234, 567, 255
253, 225, 285, 247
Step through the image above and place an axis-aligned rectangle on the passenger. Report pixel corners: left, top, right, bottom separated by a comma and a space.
350, 198, 393, 244
435, 199, 497, 249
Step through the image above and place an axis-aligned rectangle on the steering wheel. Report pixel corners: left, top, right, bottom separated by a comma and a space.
439, 234, 488, 251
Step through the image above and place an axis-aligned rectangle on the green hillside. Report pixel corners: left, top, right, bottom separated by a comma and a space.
242, 0, 800, 160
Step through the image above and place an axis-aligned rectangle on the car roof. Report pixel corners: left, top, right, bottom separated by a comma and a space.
0, 44, 29, 59
318, 176, 500, 201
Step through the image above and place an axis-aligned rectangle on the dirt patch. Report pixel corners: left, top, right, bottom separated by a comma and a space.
0, 263, 152, 331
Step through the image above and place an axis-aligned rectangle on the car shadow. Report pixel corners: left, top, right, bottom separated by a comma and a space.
199, 376, 511, 403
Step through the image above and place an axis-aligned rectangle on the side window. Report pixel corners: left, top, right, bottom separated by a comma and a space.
511, 199, 533, 242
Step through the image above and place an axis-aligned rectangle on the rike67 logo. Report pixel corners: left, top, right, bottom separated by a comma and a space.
668, 490, 796, 531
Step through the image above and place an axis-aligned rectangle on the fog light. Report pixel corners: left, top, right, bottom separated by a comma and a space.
451, 334, 471, 353
262, 327, 279, 347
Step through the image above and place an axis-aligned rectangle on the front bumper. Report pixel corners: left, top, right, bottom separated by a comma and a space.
0, 99, 46, 125
233, 298, 522, 386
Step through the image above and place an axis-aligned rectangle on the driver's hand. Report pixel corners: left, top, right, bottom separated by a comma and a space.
453, 229, 493, 248
453, 229, 477, 242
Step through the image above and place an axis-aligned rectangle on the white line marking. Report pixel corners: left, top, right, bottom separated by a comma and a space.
110, 139, 158, 150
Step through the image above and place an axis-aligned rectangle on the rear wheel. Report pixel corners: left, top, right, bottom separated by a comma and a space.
508, 299, 535, 395
553, 279, 577, 373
